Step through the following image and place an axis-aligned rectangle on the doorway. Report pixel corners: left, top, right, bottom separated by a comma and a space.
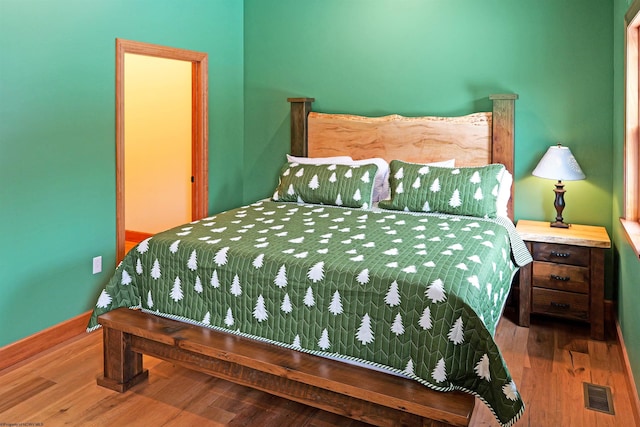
115, 39, 208, 263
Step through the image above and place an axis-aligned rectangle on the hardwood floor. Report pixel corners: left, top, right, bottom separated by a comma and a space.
0, 313, 637, 426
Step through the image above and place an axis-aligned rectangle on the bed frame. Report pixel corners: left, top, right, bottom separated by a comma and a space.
97, 94, 518, 427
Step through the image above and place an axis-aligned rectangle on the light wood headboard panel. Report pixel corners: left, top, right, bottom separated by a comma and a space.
287, 94, 518, 219
306, 112, 492, 166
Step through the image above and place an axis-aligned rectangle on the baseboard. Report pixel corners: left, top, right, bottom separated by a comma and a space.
0, 310, 92, 371
615, 317, 640, 426
125, 230, 154, 243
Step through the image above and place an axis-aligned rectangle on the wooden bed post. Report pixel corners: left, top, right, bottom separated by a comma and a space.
490, 94, 519, 220
97, 325, 149, 392
288, 97, 315, 157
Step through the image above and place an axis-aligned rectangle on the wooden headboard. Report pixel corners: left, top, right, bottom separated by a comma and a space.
287, 94, 518, 219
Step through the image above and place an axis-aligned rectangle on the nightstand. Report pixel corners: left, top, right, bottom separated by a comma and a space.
516, 219, 611, 340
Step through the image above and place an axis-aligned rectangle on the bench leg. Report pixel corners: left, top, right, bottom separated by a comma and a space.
97, 326, 149, 392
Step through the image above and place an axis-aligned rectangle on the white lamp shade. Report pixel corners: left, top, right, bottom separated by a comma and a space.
532, 144, 585, 181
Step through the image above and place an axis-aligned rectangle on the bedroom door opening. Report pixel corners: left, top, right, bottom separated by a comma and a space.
115, 39, 208, 263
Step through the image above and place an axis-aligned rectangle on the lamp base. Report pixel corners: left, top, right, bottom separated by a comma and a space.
550, 180, 570, 229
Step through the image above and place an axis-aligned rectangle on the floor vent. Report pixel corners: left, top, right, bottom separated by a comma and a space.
583, 382, 615, 415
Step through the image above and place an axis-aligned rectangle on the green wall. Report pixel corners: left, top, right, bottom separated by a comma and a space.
613, 0, 640, 396
0, 0, 244, 347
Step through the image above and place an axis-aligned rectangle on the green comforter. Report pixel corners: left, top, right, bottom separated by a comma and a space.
88, 200, 532, 426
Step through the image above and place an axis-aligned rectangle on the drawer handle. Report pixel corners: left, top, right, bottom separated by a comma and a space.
550, 274, 570, 281
550, 301, 570, 310
550, 251, 570, 258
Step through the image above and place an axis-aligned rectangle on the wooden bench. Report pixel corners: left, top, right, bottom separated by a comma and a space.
97, 308, 474, 427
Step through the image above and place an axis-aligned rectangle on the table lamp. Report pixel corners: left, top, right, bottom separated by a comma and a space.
532, 143, 585, 228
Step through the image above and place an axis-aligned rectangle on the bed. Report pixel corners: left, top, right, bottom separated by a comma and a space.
88, 94, 531, 427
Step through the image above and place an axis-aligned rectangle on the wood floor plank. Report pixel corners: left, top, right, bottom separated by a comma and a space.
3, 344, 106, 421
0, 314, 636, 426
588, 339, 636, 427
159, 376, 237, 425
108, 367, 220, 426
39, 382, 114, 425
553, 336, 593, 426
517, 317, 556, 426
0, 375, 56, 414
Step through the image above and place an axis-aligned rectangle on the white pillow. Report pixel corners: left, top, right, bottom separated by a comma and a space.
496, 168, 513, 218
286, 154, 353, 165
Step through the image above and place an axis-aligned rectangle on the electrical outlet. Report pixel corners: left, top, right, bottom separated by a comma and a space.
93, 256, 102, 274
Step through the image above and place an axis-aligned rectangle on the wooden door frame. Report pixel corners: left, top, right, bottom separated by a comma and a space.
116, 38, 208, 263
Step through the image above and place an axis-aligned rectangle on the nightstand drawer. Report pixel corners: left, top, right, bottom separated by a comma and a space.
532, 242, 589, 267
532, 261, 589, 293
532, 288, 589, 321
